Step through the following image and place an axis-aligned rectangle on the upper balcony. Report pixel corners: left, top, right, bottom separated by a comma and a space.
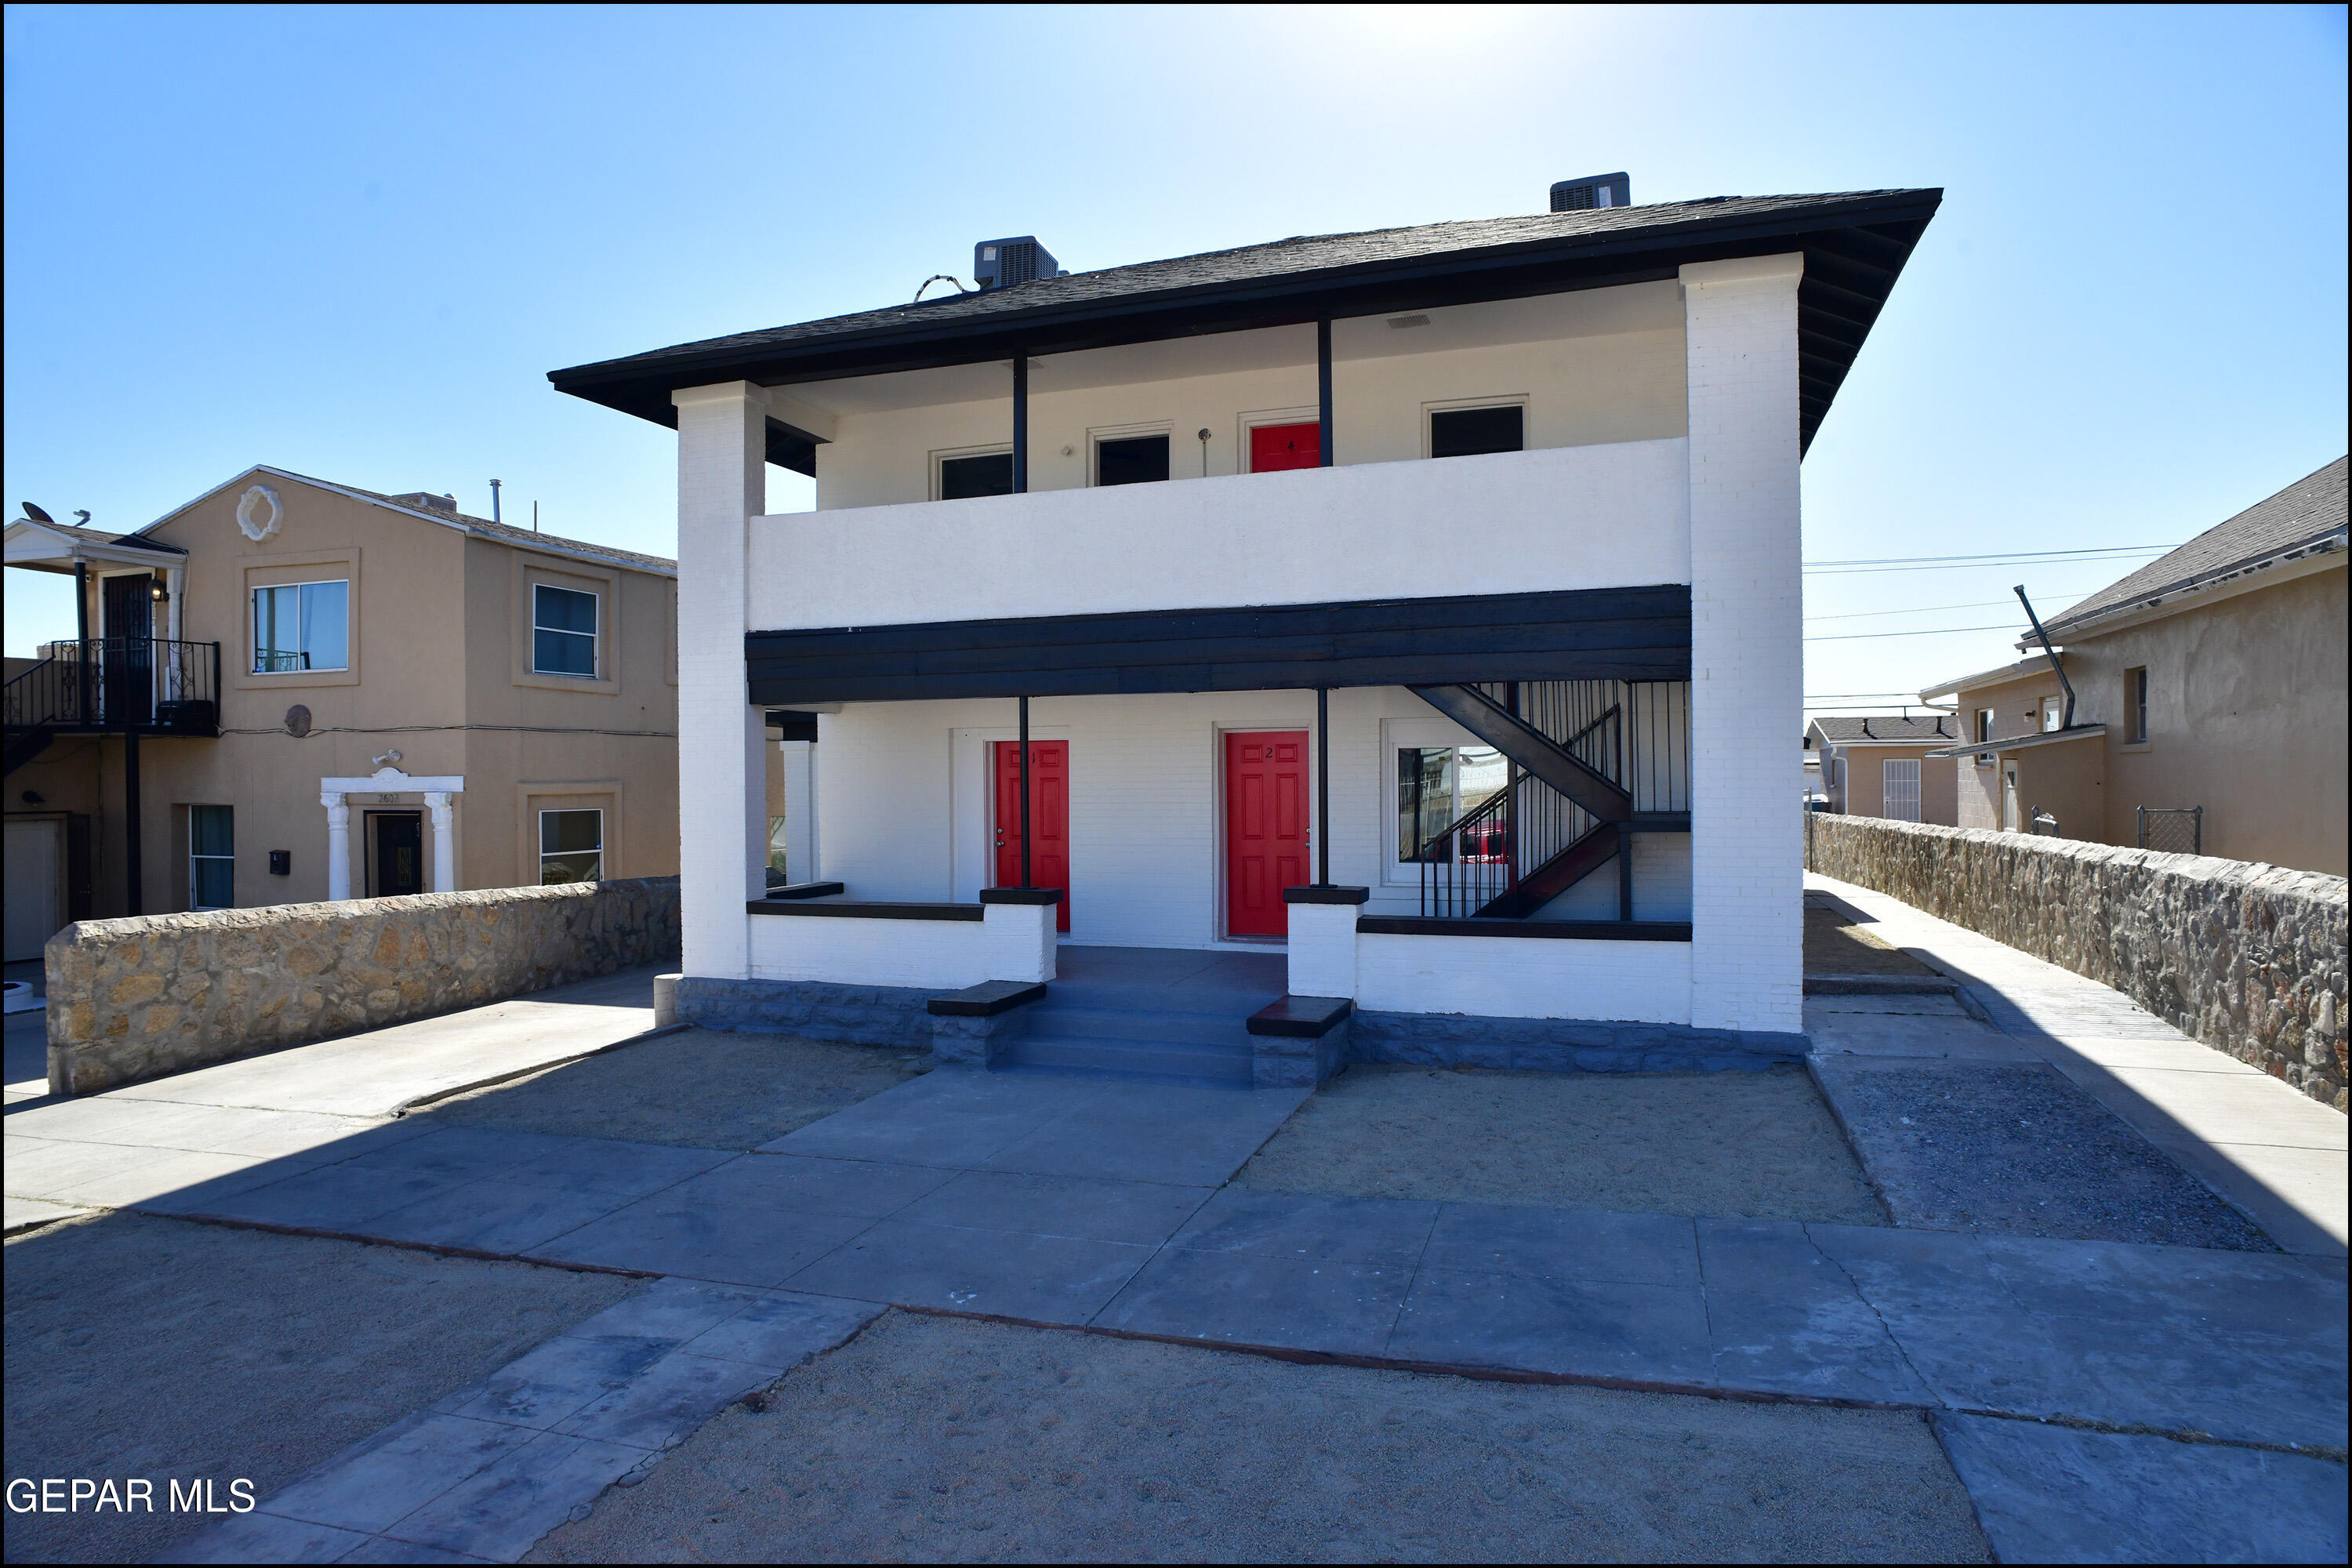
746, 436, 1691, 633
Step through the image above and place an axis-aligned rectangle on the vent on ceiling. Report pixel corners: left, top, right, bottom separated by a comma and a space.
973, 236, 1062, 291
1549, 172, 1630, 212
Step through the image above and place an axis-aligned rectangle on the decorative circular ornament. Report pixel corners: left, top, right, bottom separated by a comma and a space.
236, 484, 283, 542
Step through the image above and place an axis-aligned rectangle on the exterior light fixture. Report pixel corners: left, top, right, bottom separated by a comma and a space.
149, 579, 169, 604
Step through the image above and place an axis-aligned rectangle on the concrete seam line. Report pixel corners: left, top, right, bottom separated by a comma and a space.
884, 1301, 1933, 1413
1803, 1055, 1900, 1226
125, 1207, 664, 1279
394, 1022, 695, 1115
1936, 1406, 2349, 1465
1799, 1217, 1940, 1400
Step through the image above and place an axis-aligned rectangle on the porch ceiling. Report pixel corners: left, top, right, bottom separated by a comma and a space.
744, 585, 1691, 705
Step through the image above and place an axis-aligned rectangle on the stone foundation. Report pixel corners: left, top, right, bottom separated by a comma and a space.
44, 878, 681, 1096
674, 977, 935, 1050
1349, 1011, 1803, 1073
1806, 811, 2347, 1111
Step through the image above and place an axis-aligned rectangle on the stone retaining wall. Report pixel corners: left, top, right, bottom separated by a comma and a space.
1805, 812, 2347, 1110
44, 878, 681, 1095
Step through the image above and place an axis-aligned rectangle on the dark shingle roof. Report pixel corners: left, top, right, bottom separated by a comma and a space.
1809, 714, 1957, 744
2043, 458, 2347, 637
336, 482, 676, 575
551, 188, 1940, 457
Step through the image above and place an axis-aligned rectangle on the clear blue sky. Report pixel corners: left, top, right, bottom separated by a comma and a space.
7, 4, 2345, 719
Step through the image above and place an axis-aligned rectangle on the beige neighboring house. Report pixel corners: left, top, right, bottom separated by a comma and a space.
1804, 715, 1960, 823
1920, 456, 2346, 874
4, 467, 682, 960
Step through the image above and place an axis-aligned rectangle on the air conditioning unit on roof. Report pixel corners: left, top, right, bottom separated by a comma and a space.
973, 236, 1062, 291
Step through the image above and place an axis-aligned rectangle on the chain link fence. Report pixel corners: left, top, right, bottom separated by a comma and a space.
2137, 805, 2204, 856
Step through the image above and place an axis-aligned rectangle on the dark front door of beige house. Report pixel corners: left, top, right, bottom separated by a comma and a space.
368, 811, 423, 898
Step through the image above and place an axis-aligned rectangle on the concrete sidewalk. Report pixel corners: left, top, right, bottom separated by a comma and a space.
9, 918, 2347, 1563
1807, 872, 2347, 1256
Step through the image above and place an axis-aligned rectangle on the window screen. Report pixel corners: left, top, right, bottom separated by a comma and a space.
1096, 434, 1170, 486
539, 808, 603, 884
532, 585, 598, 677
252, 581, 349, 673
1430, 405, 1524, 459
940, 452, 1014, 499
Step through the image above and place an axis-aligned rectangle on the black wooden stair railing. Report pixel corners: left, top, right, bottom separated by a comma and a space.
1406, 683, 1642, 920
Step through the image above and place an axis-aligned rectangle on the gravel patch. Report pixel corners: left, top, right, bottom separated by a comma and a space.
1805, 906, 1941, 978
3, 1211, 635, 1564
1817, 1061, 2278, 1249
423, 1026, 929, 1149
530, 1310, 1989, 1563
1234, 1064, 1886, 1223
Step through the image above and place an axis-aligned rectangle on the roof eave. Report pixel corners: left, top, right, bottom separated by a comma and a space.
549, 189, 1941, 457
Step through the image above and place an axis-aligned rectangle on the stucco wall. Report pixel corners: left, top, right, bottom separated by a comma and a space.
1805, 811, 2346, 1110
2066, 564, 2348, 874
42, 876, 681, 1095
32, 473, 681, 923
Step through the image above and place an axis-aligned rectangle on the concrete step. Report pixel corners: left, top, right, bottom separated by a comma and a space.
1023, 1004, 1257, 1049
998, 1032, 1255, 1084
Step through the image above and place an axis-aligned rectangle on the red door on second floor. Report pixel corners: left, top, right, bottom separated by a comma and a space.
993, 739, 1070, 932
1225, 730, 1308, 937
1250, 422, 1320, 473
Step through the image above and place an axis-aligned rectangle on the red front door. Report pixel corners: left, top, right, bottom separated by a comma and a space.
993, 739, 1070, 931
1225, 730, 1308, 937
1250, 422, 1320, 473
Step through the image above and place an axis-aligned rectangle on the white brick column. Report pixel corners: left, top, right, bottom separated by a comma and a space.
1682, 254, 1805, 1036
674, 380, 769, 980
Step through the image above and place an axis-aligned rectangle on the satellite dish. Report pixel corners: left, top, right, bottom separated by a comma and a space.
21, 502, 55, 524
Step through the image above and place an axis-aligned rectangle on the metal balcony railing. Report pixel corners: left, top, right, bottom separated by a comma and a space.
4, 638, 221, 735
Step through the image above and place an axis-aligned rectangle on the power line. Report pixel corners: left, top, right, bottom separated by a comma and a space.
1797, 552, 2164, 575
1806, 622, 2020, 642
1806, 552, 2166, 577
1804, 590, 2104, 622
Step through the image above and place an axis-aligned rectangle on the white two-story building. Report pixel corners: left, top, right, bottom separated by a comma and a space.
552, 182, 1939, 1084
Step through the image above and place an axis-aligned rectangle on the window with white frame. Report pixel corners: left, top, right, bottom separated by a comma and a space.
190, 804, 233, 909
532, 585, 599, 677
1395, 743, 1508, 863
1974, 707, 1994, 744
2040, 695, 2063, 732
252, 581, 349, 673
539, 808, 603, 884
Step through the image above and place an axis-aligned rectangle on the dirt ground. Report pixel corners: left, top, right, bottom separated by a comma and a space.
1234, 1064, 1887, 1223
532, 1310, 1989, 1564
2, 1211, 636, 1564
1804, 906, 1943, 978
423, 1027, 929, 1149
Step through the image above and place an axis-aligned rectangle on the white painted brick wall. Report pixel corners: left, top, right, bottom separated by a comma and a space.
1682, 256, 1805, 1033
673, 382, 768, 981
1356, 934, 1693, 1023
1286, 903, 1359, 998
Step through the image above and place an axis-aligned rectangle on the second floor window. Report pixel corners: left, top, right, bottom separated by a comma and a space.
1431, 405, 1525, 459
940, 452, 1014, 499
532, 585, 598, 677
1974, 707, 1994, 744
2041, 695, 2063, 732
252, 580, 348, 673
1096, 434, 1169, 486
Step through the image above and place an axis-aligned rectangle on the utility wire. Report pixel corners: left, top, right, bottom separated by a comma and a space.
1806, 622, 2020, 642
1805, 590, 2103, 622
218, 724, 678, 738
1803, 544, 2167, 568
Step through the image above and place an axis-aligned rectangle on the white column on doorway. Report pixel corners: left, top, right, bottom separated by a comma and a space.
1682, 252, 1806, 1036
321, 793, 351, 900
423, 792, 457, 892
673, 380, 770, 980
